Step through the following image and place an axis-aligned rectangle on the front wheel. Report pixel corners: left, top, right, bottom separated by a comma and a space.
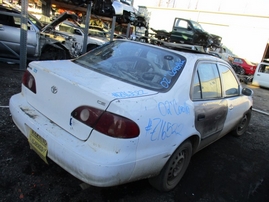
149, 140, 192, 192
239, 67, 245, 75
231, 110, 251, 137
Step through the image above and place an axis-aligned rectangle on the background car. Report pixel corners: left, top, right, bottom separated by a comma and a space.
252, 60, 269, 88
209, 45, 235, 62
232, 57, 257, 75
0, 3, 80, 62
9, 40, 253, 192
51, 13, 109, 53
58, 0, 148, 26
170, 18, 222, 49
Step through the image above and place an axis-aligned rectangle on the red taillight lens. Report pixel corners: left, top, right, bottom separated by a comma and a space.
71, 106, 140, 138
95, 112, 140, 138
71, 106, 103, 126
22, 70, 36, 93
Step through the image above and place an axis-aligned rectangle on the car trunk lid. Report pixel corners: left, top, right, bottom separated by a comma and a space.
25, 60, 157, 140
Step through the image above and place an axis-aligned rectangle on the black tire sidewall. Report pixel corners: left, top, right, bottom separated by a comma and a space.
232, 110, 251, 137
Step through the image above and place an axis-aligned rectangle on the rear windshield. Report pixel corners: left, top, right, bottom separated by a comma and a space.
73, 40, 186, 92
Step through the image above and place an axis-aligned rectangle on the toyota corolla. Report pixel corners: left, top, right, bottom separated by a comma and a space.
9, 40, 253, 192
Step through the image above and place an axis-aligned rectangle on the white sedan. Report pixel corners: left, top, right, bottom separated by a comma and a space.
9, 40, 253, 192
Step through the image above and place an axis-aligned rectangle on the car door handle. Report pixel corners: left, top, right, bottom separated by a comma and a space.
257, 74, 260, 76
197, 113, 205, 121
229, 104, 234, 110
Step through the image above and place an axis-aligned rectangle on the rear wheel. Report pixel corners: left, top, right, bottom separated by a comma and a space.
239, 67, 245, 75
231, 110, 251, 137
149, 140, 192, 192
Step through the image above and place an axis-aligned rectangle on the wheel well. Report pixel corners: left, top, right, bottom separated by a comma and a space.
87, 44, 99, 52
41, 43, 71, 58
187, 135, 200, 155
41, 43, 62, 52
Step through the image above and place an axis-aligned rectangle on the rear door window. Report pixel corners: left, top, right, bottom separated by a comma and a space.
192, 62, 221, 100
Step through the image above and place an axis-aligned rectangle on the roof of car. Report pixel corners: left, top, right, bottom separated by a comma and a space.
124, 40, 227, 63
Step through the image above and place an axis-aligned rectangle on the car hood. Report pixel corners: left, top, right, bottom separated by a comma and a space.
42, 12, 78, 33
51, 14, 108, 42
26, 60, 157, 140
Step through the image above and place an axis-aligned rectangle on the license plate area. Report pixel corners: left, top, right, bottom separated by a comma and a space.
28, 129, 48, 164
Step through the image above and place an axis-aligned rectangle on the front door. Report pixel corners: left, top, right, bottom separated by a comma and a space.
171, 18, 193, 44
253, 63, 269, 88
191, 61, 228, 147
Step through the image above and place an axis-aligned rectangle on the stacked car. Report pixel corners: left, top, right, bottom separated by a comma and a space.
0, 3, 80, 62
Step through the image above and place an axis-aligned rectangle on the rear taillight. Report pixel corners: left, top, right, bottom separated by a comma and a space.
22, 70, 36, 93
71, 106, 140, 138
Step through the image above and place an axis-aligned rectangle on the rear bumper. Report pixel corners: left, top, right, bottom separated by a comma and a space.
9, 93, 136, 187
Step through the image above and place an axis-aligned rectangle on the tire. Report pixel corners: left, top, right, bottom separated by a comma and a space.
231, 110, 251, 137
244, 77, 249, 84
148, 140, 192, 192
239, 67, 245, 75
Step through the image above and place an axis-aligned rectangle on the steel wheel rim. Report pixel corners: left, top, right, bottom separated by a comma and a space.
167, 151, 185, 184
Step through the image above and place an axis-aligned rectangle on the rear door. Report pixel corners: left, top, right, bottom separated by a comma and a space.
191, 61, 228, 147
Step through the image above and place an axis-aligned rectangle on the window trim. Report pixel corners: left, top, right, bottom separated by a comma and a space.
218, 62, 240, 98
190, 60, 240, 101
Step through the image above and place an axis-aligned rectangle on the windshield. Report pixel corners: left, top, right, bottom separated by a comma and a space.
191, 21, 204, 31
28, 13, 44, 30
88, 29, 106, 37
73, 40, 186, 92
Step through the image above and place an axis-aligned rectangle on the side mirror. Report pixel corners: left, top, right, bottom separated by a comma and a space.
242, 88, 253, 96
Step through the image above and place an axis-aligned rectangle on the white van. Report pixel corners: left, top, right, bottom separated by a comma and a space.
252, 61, 269, 88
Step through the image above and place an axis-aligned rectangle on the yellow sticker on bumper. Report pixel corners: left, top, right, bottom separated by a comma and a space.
28, 129, 48, 164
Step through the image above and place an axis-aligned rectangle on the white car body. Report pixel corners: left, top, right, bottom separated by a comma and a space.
9, 40, 253, 191
44, 12, 108, 54
56, 25, 108, 51
252, 62, 269, 88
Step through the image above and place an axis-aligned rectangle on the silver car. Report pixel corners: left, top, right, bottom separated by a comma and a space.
0, 3, 80, 62
52, 14, 109, 53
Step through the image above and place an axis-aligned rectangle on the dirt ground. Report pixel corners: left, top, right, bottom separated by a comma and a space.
1, 62, 269, 202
